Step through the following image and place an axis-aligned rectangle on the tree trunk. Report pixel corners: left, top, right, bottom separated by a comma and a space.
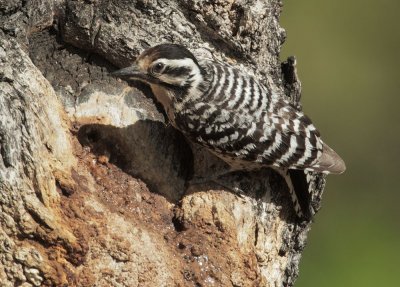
0, 1, 325, 286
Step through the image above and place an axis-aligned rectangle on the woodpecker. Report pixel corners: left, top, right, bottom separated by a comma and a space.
111, 43, 346, 220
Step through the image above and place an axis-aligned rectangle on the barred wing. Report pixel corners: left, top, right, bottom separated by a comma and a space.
176, 105, 344, 174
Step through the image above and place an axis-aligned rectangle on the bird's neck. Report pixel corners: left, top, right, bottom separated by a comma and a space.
173, 64, 208, 109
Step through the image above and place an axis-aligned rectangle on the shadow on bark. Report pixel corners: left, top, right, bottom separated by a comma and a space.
77, 120, 297, 226
77, 120, 194, 202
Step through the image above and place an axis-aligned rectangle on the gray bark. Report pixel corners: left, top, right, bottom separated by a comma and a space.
0, 0, 326, 286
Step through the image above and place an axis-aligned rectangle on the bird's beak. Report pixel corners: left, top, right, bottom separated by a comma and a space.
111, 64, 144, 80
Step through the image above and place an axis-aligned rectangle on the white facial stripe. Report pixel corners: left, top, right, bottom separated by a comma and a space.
153, 58, 201, 87
157, 58, 197, 69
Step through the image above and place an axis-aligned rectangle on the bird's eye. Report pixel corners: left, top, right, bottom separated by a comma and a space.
151, 62, 164, 74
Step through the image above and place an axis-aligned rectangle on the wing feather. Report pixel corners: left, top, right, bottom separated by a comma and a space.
176, 92, 344, 174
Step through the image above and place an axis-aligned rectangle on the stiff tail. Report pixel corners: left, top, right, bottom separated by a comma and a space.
275, 169, 324, 220
288, 169, 314, 220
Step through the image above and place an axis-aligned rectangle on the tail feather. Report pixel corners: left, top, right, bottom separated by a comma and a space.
274, 168, 311, 220
288, 169, 314, 220
274, 168, 324, 220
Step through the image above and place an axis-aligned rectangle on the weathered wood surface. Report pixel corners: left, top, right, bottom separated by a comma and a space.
0, 1, 325, 286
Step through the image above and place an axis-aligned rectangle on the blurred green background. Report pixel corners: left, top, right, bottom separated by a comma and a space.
280, 0, 400, 286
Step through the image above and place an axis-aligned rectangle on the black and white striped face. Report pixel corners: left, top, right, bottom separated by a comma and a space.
147, 58, 201, 87
112, 44, 203, 89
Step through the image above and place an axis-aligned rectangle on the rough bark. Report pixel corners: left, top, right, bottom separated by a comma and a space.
0, 1, 326, 286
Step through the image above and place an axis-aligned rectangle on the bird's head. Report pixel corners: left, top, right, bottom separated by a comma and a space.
111, 43, 203, 89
